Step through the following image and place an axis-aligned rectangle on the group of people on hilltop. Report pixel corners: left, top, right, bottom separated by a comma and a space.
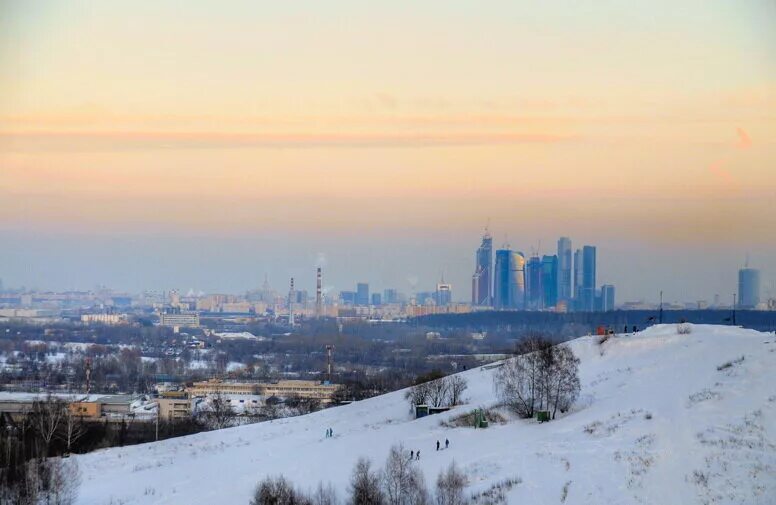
325, 427, 334, 438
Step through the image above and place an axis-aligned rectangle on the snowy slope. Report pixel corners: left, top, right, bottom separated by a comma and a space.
73, 325, 776, 505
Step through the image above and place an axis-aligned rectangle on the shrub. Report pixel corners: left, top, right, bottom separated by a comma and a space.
677, 323, 692, 335
249, 476, 311, 505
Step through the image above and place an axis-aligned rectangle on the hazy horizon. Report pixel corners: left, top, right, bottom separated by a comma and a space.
1, 0, 774, 303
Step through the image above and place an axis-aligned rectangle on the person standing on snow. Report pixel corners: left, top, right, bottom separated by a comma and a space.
416, 450, 420, 460
445, 439, 449, 449
436, 440, 440, 451
410, 450, 414, 460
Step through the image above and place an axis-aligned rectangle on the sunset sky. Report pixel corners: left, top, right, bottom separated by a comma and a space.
1, 0, 775, 301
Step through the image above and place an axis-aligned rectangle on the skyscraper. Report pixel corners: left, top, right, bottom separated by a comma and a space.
510, 251, 526, 310
494, 248, 524, 309
601, 284, 615, 312
738, 268, 761, 309
557, 237, 572, 302
435, 279, 452, 306
573, 248, 584, 305
525, 255, 543, 310
356, 282, 370, 306
581, 245, 597, 312
471, 230, 493, 306
542, 255, 559, 309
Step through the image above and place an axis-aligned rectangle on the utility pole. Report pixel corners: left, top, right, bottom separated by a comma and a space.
659, 291, 663, 324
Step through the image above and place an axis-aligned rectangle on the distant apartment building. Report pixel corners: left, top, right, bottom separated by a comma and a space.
188, 380, 260, 396
158, 397, 193, 421
81, 313, 127, 325
159, 312, 200, 328
187, 379, 342, 404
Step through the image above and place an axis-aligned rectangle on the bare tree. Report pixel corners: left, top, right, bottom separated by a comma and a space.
348, 458, 384, 505
382, 444, 428, 505
425, 379, 450, 409
30, 397, 66, 456
198, 392, 235, 430
404, 382, 430, 406
57, 406, 87, 454
446, 377, 468, 406
436, 462, 468, 505
494, 338, 579, 420
311, 482, 338, 505
546, 345, 580, 419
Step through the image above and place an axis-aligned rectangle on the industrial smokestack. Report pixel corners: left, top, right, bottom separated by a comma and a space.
316, 267, 322, 317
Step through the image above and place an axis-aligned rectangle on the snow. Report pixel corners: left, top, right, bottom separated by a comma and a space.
72, 325, 776, 505
214, 331, 265, 341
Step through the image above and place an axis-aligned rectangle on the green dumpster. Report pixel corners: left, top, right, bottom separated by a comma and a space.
536, 411, 551, 423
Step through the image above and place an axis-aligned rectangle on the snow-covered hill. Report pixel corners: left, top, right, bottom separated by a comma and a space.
73, 325, 776, 505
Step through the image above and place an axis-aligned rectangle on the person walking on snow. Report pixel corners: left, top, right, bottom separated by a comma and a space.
436, 440, 440, 451
410, 450, 414, 460
416, 450, 420, 460
445, 439, 449, 449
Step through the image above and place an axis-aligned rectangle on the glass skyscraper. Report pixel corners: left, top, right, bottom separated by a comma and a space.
738, 268, 760, 308
601, 284, 615, 312
356, 282, 369, 306
557, 237, 572, 302
542, 254, 559, 309
471, 230, 493, 306
525, 255, 543, 310
494, 249, 525, 309
580, 245, 597, 312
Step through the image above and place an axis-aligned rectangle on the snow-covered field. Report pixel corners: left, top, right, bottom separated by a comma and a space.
73, 325, 776, 505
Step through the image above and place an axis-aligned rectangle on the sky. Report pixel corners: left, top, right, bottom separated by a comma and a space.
1, 0, 775, 302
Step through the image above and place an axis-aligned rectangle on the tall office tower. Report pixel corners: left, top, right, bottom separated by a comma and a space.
573, 248, 584, 307
471, 230, 493, 306
601, 284, 616, 312
495, 248, 525, 309
580, 245, 597, 312
738, 268, 761, 308
542, 255, 559, 309
510, 251, 526, 310
356, 283, 370, 306
525, 255, 544, 310
557, 237, 572, 301
435, 279, 452, 306
383, 288, 399, 304
494, 249, 511, 309
371, 293, 382, 306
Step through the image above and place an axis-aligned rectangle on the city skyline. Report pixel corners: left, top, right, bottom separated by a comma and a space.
1, 1, 775, 303
0, 229, 771, 307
